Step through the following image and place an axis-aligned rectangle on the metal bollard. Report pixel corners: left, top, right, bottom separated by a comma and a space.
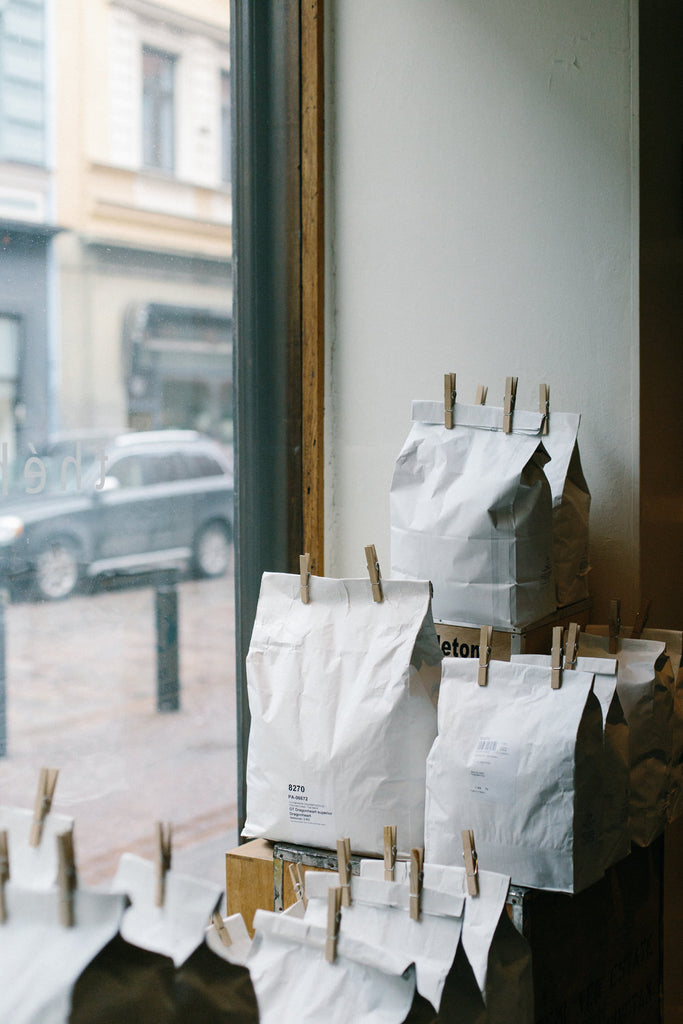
155, 570, 179, 712
0, 588, 7, 756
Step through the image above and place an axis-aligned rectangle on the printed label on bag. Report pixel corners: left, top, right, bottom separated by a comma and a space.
287, 781, 335, 828
468, 735, 519, 802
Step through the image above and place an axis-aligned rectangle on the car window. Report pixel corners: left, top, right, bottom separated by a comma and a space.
142, 452, 184, 485
107, 455, 146, 488
185, 451, 226, 479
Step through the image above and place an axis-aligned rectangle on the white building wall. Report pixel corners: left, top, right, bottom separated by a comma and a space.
324, 0, 639, 623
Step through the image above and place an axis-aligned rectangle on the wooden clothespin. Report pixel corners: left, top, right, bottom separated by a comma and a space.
300, 553, 311, 604
409, 848, 424, 922
475, 384, 488, 406
462, 829, 479, 897
212, 911, 233, 947
631, 599, 651, 640
29, 767, 59, 847
337, 837, 352, 907
0, 830, 9, 924
364, 544, 383, 603
57, 830, 77, 928
565, 622, 580, 670
155, 821, 172, 908
539, 383, 550, 436
444, 373, 457, 429
477, 626, 493, 687
608, 600, 621, 654
503, 376, 518, 434
551, 626, 564, 689
325, 886, 342, 963
289, 862, 307, 908
383, 825, 397, 881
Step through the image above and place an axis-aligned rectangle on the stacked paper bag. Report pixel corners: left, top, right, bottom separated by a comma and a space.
579, 630, 675, 846
424, 657, 606, 893
390, 384, 591, 628
585, 622, 683, 826
510, 651, 631, 870
243, 570, 442, 856
390, 399, 555, 629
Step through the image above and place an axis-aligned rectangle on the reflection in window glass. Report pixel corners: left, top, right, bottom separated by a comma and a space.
0, 1, 234, 894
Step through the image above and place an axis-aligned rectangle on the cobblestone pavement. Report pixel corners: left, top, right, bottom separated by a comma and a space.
0, 572, 239, 894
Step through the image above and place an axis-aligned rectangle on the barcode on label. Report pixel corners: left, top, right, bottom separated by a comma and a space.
476, 737, 499, 753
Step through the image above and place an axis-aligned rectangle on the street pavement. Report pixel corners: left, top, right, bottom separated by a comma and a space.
0, 572, 239, 899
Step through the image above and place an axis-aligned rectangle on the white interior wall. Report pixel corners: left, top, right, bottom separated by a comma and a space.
324, 0, 639, 623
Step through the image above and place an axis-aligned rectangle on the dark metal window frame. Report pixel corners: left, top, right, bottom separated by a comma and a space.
231, 0, 306, 836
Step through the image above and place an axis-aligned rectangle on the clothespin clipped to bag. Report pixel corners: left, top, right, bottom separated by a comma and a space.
551, 626, 564, 689
364, 544, 383, 603
0, 830, 9, 924
326, 886, 342, 963
539, 383, 550, 436
564, 622, 580, 670
57, 830, 77, 928
212, 911, 233, 947
503, 376, 518, 434
444, 372, 457, 429
300, 553, 311, 604
337, 837, 352, 907
609, 600, 621, 654
155, 821, 172, 908
631, 599, 651, 640
409, 848, 424, 922
462, 829, 479, 897
289, 862, 307, 908
477, 626, 493, 687
29, 767, 59, 847
384, 825, 397, 881
475, 384, 488, 406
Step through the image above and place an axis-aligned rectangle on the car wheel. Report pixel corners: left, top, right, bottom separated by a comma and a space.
34, 538, 81, 600
194, 521, 233, 578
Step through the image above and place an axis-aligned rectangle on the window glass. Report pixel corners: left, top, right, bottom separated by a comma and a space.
0, 1, 234, 895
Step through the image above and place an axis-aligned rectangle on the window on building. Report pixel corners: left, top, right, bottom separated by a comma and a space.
0, 0, 46, 165
142, 46, 175, 173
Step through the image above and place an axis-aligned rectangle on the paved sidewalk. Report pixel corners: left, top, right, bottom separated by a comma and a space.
0, 573, 239, 895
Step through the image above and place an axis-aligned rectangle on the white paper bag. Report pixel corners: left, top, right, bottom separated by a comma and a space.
541, 411, 591, 607
579, 631, 672, 846
511, 653, 630, 870
0, 806, 74, 889
111, 853, 223, 966
586, 624, 683, 825
243, 572, 442, 855
425, 658, 605, 893
359, 857, 532, 1022
247, 908, 416, 1024
0, 885, 125, 1024
205, 913, 253, 967
390, 400, 555, 629
303, 867, 464, 1012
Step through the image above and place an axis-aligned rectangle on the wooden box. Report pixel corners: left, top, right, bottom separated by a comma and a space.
435, 598, 591, 661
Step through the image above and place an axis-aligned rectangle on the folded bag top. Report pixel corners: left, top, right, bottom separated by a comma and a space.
243, 572, 442, 856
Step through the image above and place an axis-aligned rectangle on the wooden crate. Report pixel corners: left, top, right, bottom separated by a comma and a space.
435, 598, 591, 661
225, 838, 333, 934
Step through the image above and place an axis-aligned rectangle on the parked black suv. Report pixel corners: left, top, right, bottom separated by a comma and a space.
0, 431, 234, 600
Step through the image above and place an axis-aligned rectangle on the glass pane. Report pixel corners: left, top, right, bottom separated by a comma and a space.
0, 1, 234, 899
